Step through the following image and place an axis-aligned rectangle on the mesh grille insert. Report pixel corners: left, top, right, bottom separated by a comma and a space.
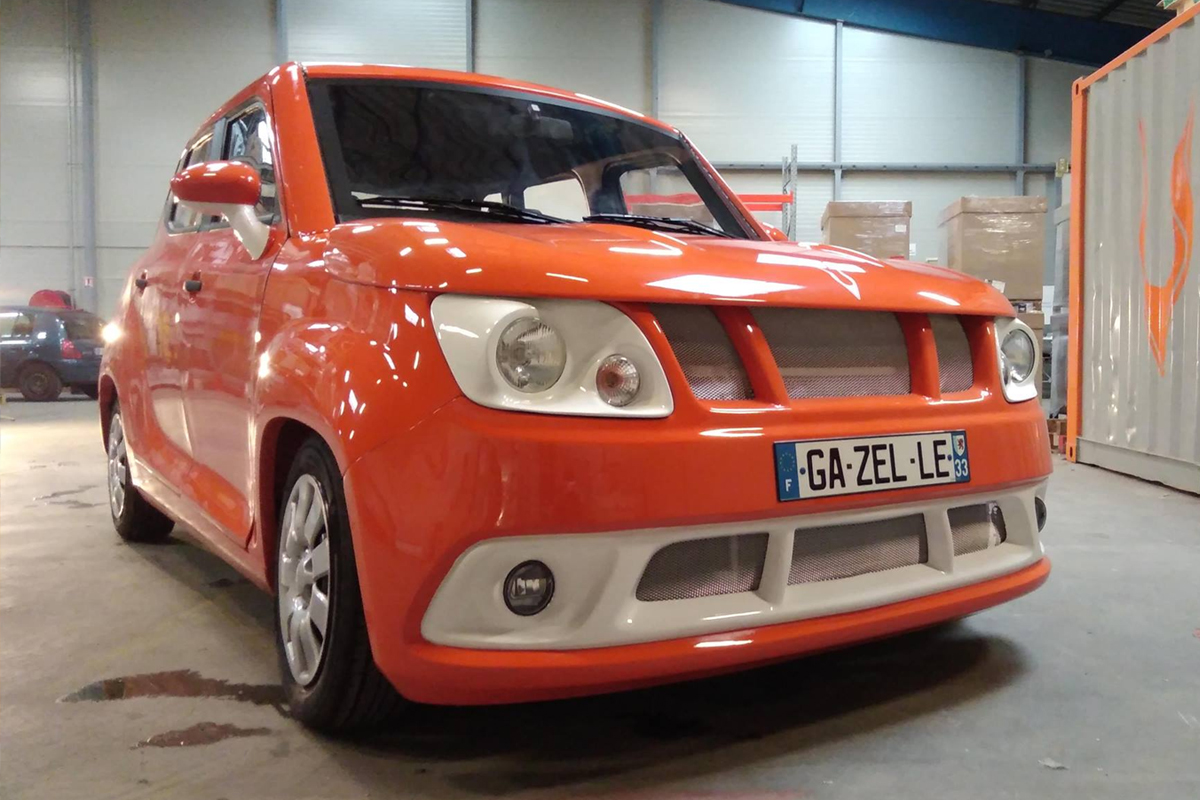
649, 304, 753, 401
932, 315, 974, 393
949, 503, 1007, 556
637, 533, 768, 601
753, 308, 911, 399
789, 514, 928, 584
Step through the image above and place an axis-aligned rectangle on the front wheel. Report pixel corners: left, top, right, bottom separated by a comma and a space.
274, 436, 403, 732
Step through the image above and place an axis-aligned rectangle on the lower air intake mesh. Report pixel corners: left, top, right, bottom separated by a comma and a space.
753, 308, 911, 399
636, 533, 768, 601
949, 503, 1007, 556
932, 315, 974, 393
649, 304, 753, 401
789, 514, 928, 584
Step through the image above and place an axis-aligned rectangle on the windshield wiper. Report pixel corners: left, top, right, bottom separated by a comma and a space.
354, 195, 566, 224
582, 213, 734, 238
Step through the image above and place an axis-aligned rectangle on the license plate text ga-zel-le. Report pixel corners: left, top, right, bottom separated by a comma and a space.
773, 431, 970, 502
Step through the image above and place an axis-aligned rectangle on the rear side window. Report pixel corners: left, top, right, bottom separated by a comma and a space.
222, 103, 276, 221
167, 132, 214, 232
0, 310, 36, 338
60, 311, 103, 341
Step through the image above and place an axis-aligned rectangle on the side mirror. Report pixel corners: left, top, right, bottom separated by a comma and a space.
171, 161, 270, 259
760, 222, 790, 243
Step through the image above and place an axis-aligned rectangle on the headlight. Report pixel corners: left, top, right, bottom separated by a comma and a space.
995, 317, 1039, 402
431, 295, 673, 417
1000, 328, 1036, 384
495, 318, 566, 392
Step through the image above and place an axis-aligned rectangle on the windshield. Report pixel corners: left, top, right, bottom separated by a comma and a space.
308, 79, 752, 237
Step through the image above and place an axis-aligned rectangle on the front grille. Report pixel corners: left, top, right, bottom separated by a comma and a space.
932, 315, 974, 392
648, 304, 753, 401
636, 533, 768, 601
948, 503, 1007, 555
753, 308, 911, 399
789, 514, 928, 584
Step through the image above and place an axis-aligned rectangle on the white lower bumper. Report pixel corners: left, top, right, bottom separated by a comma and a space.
421, 482, 1047, 651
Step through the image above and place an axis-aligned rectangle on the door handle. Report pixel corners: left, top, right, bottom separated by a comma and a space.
184, 279, 203, 293
134, 273, 148, 291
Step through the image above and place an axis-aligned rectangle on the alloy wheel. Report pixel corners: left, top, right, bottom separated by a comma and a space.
107, 415, 128, 519
277, 474, 332, 686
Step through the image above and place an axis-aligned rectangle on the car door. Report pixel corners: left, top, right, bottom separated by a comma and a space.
129, 130, 216, 490
178, 99, 284, 543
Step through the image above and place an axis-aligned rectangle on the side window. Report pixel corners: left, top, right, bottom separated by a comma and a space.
0, 311, 35, 338
522, 176, 590, 220
167, 133, 213, 232
222, 103, 276, 221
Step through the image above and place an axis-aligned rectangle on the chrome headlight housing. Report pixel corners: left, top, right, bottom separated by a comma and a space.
994, 316, 1039, 402
431, 295, 673, 417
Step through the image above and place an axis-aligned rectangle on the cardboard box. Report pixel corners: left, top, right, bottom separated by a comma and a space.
821, 201, 912, 260
938, 196, 1047, 300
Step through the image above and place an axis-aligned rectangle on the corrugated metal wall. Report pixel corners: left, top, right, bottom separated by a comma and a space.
1077, 13, 1200, 492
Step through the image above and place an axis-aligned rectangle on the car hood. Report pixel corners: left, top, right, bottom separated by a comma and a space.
323, 219, 1013, 316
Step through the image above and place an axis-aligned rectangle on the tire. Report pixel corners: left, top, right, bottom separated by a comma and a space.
80, 385, 99, 400
19, 363, 62, 402
107, 405, 174, 543
274, 436, 403, 732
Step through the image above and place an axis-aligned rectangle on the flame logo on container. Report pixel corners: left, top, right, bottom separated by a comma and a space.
1138, 106, 1194, 376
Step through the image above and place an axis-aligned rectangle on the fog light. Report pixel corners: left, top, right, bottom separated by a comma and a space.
503, 561, 554, 616
596, 354, 640, 407
1035, 497, 1047, 531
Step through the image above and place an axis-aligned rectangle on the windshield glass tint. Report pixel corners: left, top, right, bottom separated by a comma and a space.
309, 80, 748, 236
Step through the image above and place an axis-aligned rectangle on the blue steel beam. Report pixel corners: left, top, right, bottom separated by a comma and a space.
715, 0, 1146, 65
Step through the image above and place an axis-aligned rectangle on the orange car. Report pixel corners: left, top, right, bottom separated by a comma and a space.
99, 63, 1050, 732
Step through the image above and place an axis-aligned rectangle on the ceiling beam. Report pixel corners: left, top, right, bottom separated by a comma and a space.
1094, 0, 1128, 20
715, 0, 1148, 65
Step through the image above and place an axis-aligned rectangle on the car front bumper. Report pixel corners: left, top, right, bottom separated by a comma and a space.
343, 393, 1052, 705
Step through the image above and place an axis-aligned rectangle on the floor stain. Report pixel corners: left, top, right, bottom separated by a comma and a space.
33, 486, 93, 501
207, 577, 247, 589
133, 722, 271, 749
59, 669, 285, 712
52, 499, 103, 510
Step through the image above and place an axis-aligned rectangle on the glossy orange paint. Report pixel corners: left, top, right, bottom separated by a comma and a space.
101, 62, 1050, 705
170, 161, 262, 207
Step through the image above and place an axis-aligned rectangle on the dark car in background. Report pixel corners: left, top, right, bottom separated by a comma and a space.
0, 306, 105, 401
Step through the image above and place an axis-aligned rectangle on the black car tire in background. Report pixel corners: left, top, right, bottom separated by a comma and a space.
18, 363, 62, 402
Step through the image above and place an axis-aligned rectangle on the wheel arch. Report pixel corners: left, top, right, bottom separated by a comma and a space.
99, 374, 118, 448
257, 415, 327, 591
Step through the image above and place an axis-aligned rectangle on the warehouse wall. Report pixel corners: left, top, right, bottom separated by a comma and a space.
285, 0, 468, 69
0, 0, 1089, 318
92, 0, 276, 314
0, 0, 77, 308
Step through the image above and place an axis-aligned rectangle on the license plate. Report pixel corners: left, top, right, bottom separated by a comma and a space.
94, 347, 104, 356
774, 430, 970, 502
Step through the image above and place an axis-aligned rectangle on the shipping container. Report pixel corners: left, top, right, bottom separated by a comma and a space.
1068, 4, 1200, 493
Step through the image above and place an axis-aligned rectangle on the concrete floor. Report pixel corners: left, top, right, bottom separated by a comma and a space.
1, 399, 1198, 800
